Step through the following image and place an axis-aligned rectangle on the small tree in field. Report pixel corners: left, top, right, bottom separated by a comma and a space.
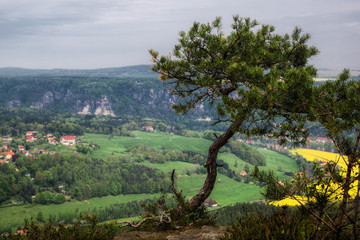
150, 16, 318, 210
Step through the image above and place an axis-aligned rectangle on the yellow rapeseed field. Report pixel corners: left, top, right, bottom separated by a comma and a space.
290, 148, 347, 168
270, 148, 359, 207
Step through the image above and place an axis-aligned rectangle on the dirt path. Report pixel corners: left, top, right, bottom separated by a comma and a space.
115, 226, 227, 240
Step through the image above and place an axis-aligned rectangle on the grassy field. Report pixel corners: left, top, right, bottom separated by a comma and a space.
257, 149, 299, 179
82, 132, 297, 201
0, 193, 160, 232
139, 160, 200, 176
219, 149, 298, 180
81, 132, 213, 159
178, 173, 262, 205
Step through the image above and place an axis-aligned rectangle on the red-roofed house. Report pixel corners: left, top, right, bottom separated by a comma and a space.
60, 136, 76, 145
18, 145, 25, 152
26, 136, 36, 142
1, 151, 14, 161
1, 145, 7, 149
26, 131, 35, 136
145, 126, 154, 132
240, 170, 247, 177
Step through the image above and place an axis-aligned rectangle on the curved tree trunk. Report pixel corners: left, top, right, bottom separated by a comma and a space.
188, 119, 243, 210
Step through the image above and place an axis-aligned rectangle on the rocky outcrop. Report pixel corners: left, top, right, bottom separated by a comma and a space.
76, 96, 115, 116
6, 100, 21, 108
30, 91, 55, 109
94, 96, 115, 116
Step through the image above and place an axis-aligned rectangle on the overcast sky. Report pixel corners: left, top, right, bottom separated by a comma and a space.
0, 0, 359, 72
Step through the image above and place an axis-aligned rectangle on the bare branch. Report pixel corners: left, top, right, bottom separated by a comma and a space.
170, 169, 183, 203
117, 217, 153, 228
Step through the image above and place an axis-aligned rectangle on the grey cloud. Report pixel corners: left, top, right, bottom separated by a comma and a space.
0, 0, 358, 70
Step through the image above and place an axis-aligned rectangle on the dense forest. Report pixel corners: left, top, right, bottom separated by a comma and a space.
0, 153, 171, 204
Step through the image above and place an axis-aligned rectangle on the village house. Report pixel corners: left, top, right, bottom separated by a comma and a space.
240, 170, 247, 177
18, 145, 25, 152
2, 136, 12, 142
145, 126, 154, 132
1, 151, 14, 162
204, 198, 218, 207
26, 131, 36, 136
60, 136, 76, 145
315, 137, 330, 144
47, 133, 56, 144
26, 136, 36, 143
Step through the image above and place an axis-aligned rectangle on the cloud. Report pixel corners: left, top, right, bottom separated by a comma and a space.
0, 0, 359, 70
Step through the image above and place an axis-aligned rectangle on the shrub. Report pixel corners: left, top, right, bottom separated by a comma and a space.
0, 215, 115, 240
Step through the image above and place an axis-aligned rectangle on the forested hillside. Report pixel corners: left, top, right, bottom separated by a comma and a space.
0, 65, 213, 120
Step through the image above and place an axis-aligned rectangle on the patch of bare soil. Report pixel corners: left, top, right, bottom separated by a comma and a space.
114, 226, 227, 240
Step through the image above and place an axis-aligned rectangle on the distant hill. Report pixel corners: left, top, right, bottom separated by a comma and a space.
0, 65, 213, 120
0, 65, 158, 78
317, 68, 360, 79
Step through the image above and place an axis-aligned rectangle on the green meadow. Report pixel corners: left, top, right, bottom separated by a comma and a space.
139, 160, 200, 175
219, 149, 298, 180
178, 173, 262, 205
257, 149, 299, 179
0, 193, 159, 232
81, 132, 212, 159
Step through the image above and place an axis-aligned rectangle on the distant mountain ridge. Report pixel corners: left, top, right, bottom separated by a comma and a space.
0, 65, 157, 78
